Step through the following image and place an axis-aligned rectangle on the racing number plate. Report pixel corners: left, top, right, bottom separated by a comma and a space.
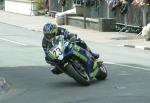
48, 46, 63, 60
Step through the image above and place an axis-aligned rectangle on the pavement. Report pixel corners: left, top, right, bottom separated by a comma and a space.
0, 10, 150, 51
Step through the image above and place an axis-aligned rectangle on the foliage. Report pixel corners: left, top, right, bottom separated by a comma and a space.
33, 0, 44, 10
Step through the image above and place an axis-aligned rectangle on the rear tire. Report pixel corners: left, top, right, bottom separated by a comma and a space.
65, 63, 90, 86
95, 64, 107, 80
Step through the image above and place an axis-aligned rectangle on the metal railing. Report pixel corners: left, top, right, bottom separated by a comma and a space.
50, 0, 73, 12
49, 0, 150, 33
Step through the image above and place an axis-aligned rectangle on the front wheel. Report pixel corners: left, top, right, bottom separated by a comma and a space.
65, 63, 90, 86
95, 64, 107, 80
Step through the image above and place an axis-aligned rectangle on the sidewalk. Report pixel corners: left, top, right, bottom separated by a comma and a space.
0, 10, 150, 50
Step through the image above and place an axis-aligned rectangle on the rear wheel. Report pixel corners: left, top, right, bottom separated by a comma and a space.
95, 64, 107, 80
65, 63, 90, 86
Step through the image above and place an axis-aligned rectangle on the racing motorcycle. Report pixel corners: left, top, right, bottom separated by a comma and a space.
47, 35, 107, 86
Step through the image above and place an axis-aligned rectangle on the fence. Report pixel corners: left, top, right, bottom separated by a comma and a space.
111, 4, 150, 33
50, 0, 73, 12
50, 0, 150, 32
84, 1, 150, 32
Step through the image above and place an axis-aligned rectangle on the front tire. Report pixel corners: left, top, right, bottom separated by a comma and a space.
65, 63, 90, 86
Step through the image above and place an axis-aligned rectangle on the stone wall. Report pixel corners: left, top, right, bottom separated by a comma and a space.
65, 16, 116, 32
5, 0, 38, 16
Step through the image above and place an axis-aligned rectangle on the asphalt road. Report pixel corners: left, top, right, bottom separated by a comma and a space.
0, 23, 150, 103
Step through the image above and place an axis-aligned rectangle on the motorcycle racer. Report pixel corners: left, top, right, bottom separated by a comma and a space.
42, 23, 100, 75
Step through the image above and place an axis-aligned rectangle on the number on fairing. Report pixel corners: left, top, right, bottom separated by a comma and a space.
52, 47, 63, 60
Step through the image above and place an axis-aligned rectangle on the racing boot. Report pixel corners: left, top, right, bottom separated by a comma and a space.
89, 50, 99, 59
97, 60, 103, 67
51, 67, 63, 75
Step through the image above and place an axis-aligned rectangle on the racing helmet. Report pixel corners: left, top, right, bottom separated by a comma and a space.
43, 23, 57, 39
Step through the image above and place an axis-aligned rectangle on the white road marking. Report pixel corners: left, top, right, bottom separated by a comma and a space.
135, 46, 145, 49
0, 38, 27, 46
117, 44, 124, 47
105, 61, 150, 71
